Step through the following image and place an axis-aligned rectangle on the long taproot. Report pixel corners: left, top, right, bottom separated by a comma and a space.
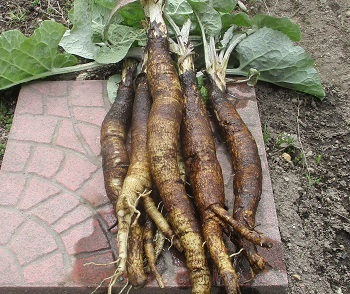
180, 69, 240, 294
207, 77, 268, 271
146, 26, 211, 294
101, 60, 138, 204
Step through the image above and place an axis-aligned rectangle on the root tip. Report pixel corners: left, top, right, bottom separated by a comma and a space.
262, 237, 274, 248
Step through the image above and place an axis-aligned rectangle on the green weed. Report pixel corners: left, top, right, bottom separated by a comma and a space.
277, 133, 298, 149
263, 125, 270, 144
315, 154, 322, 165
306, 174, 322, 186
294, 153, 305, 165
0, 102, 14, 132
0, 144, 6, 156
7, 7, 27, 22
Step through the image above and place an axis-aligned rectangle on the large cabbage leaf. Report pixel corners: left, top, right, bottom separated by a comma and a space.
228, 27, 325, 98
0, 21, 78, 90
59, 0, 146, 63
94, 24, 146, 63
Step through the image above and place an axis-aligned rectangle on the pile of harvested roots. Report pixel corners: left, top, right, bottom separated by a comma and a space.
100, 1, 272, 293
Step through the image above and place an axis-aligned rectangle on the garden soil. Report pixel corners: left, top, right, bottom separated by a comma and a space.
0, 0, 349, 293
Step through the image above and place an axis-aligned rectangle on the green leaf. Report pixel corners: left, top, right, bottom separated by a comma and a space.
213, 1, 239, 30
231, 12, 252, 27
0, 21, 77, 90
107, 74, 122, 103
165, 0, 193, 26
221, 13, 236, 30
212, 0, 237, 13
184, 0, 237, 12
94, 24, 145, 64
60, 0, 145, 62
231, 27, 324, 98
188, 0, 222, 37
92, 2, 118, 40
251, 14, 301, 41
60, 0, 98, 59
220, 13, 301, 41
118, 2, 145, 28
95, 0, 117, 9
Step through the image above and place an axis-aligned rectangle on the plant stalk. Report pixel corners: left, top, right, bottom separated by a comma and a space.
1, 61, 103, 90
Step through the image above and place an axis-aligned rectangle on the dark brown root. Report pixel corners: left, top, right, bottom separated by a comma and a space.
180, 68, 240, 294
101, 59, 138, 204
114, 71, 153, 289
207, 76, 269, 272
211, 205, 272, 248
147, 23, 211, 293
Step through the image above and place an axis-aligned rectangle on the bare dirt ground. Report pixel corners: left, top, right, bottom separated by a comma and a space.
0, 1, 349, 293
252, 1, 350, 293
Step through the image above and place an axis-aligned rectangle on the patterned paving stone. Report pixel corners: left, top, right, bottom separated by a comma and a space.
0, 173, 26, 206
81, 170, 109, 207
72, 106, 107, 126
31, 193, 80, 225
27, 145, 65, 178
15, 87, 44, 115
1, 141, 31, 172
18, 177, 61, 210
71, 251, 116, 285
8, 220, 58, 265
77, 123, 101, 156
23, 253, 66, 285
0, 247, 23, 284
71, 81, 104, 107
61, 218, 110, 255
46, 94, 71, 118
55, 153, 98, 191
53, 205, 93, 234
0, 208, 25, 245
0, 80, 287, 293
55, 119, 86, 154
10, 116, 58, 143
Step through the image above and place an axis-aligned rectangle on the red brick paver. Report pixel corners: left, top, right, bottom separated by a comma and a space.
0, 80, 287, 293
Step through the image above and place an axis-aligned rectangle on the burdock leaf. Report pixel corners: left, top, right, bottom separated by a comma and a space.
94, 24, 145, 64
229, 27, 325, 98
59, 0, 98, 59
0, 21, 77, 90
251, 14, 301, 41
165, 0, 193, 26
188, 0, 222, 36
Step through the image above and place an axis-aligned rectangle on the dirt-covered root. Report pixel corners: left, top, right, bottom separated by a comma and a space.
143, 215, 164, 288
146, 9, 211, 293
166, 206, 211, 294
100, 59, 138, 204
142, 192, 183, 252
211, 205, 272, 248
179, 69, 270, 249
154, 228, 166, 261
126, 220, 147, 288
206, 77, 269, 272
241, 240, 266, 273
180, 68, 237, 293
177, 143, 187, 184
113, 71, 153, 289
223, 226, 267, 275
203, 217, 240, 294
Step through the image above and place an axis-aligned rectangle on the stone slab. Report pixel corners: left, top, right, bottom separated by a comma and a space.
0, 80, 288, 293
